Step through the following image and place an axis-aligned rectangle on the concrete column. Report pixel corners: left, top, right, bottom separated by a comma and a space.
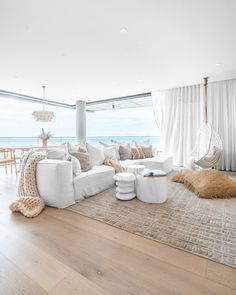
76, 100, 86, 143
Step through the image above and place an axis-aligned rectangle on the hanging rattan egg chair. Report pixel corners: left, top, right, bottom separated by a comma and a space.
191, 78, 223, 169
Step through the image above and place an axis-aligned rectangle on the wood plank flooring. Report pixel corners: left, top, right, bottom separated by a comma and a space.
0, 170, 236, 295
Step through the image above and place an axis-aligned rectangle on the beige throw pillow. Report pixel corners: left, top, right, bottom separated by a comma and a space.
131, 147, 145, 159
70, 147, 91, 172
119, 144, 132, 160
140, 146, 153, 158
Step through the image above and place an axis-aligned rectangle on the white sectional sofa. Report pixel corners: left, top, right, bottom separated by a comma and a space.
36, 154, 172, 208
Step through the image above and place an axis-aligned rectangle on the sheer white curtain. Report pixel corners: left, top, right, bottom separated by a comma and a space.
152, 85, 204, 166
208, 79, 236, 171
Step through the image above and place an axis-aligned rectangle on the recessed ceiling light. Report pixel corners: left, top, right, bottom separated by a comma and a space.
215, 63, 221, 66
120, 27, 128, 33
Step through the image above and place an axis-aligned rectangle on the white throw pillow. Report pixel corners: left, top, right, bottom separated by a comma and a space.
100, 142, 120, 160
67, 142, 87, 153
66, 154, 81, 176
86, 143, 105, 166
46, 144, 68, 160
103, 146, 117, 161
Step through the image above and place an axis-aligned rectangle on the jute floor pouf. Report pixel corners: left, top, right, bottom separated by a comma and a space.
172, 169, 236, 199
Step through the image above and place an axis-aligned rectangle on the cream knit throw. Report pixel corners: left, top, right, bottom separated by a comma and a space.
10, 151, 45, 218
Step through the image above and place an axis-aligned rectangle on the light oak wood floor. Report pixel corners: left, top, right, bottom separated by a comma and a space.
0, 170, 236, 295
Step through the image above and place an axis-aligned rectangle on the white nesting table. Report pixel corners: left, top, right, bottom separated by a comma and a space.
136, 174, 167, 203
113, 172, 136, 200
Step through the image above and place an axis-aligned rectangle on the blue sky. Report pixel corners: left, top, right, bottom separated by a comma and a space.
0, 97, 159, 137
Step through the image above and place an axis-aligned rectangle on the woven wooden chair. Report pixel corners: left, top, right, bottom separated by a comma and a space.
0, 148, 18, 176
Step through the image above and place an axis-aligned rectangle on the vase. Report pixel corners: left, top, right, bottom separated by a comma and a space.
42, 139, 48, 147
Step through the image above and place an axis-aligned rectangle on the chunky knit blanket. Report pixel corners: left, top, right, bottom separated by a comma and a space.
10, 151, 46, 218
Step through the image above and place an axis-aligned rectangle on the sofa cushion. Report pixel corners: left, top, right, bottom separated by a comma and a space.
119, 144, 132, 160
86, 143, 105, 166
99, 142, 120, 160
103, 146, 117, 161
140, 146, 153, 158
46, 144, 68, 160
67, 142, 87, 153
131, 146, 145, 159
71, 148, 92, 172
74, 165, 115, 201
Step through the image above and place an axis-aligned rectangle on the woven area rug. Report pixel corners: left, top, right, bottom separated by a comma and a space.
67, 176, 236, 268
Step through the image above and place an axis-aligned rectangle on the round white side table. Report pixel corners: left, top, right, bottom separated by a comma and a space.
127, 164, 145, 176
113, 172, 136, 200
136, 174, 167, 203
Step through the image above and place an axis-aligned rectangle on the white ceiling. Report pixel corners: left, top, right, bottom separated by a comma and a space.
0, 0, 236, 103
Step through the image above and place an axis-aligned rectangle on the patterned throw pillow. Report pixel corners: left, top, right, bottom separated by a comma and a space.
70, 147, 91, 172
131, 146, 145, 159
133, 139, 153, 158
140, 146, 153, 158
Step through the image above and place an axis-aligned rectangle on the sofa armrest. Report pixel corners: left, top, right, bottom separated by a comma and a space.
36, 159, 75, 208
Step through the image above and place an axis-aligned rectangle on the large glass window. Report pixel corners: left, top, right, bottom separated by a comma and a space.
0, 97, 160, 147
0, 97, 75, 146
87, 106, 160, 146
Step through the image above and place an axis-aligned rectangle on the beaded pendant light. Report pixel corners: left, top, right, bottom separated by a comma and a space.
32, 86, 54, 122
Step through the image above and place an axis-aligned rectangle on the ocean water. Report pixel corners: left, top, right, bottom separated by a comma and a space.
0, 136, 160, 148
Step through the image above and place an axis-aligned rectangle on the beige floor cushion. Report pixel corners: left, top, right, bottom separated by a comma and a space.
172, 170, 236, 199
